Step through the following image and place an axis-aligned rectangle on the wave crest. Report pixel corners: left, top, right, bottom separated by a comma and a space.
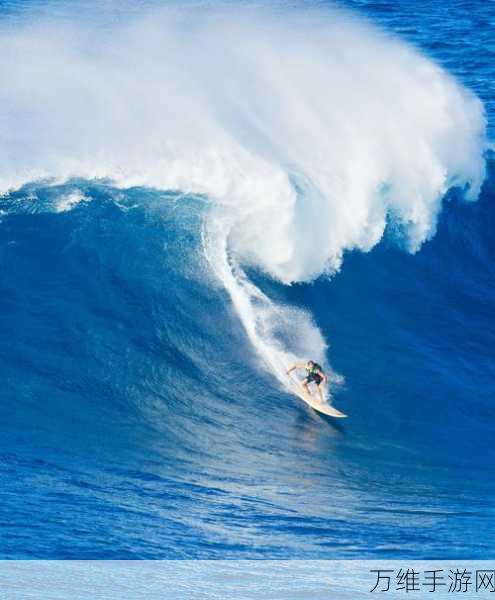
0, 3, 486, 384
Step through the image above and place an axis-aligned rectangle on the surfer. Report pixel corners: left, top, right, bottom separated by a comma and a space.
286, 360, 328, 403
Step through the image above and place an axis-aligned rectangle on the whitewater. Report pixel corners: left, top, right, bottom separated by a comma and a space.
0, 3, 487, 387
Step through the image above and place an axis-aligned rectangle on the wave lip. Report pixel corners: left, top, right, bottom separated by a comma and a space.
0, 4, 486, 282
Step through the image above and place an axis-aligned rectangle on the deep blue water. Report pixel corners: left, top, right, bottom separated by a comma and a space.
1, 0, 494, 559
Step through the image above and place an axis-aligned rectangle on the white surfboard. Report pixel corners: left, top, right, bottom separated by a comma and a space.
289, 379, 348, 418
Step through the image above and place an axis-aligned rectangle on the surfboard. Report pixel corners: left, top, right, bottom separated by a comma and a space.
289, 379, 348, 418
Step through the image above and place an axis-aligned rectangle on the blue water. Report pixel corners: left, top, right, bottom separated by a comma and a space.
1, 0, 494, 559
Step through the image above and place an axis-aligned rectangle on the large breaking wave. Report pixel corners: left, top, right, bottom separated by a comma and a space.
0, 3, 486, 389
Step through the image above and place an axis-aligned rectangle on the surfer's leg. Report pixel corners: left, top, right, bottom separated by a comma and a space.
316, 382, 324, 403
302, 378, 311, 395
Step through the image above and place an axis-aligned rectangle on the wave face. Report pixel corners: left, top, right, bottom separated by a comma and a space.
1, 0, 494, 559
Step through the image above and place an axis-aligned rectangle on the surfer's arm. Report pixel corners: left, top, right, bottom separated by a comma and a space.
286, 363, 305, 375
317, 369, 328, 384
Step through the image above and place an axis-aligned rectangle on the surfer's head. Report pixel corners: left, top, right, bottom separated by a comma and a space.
307, 360, 315, 368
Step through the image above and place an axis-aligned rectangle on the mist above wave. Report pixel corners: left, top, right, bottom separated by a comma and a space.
0, 2, 486, 285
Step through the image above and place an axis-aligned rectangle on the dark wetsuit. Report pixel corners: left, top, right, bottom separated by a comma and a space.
305, 363, 323, 386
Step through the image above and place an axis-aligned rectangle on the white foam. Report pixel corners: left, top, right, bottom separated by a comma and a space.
0, 3, 486, 384
54, 190, 89, 213
202, 212, 330, 392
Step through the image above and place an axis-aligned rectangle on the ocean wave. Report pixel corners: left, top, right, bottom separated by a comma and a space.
0, 2, 486, 386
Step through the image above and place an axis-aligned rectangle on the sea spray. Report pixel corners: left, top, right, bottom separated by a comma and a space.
0, 3, 486, 385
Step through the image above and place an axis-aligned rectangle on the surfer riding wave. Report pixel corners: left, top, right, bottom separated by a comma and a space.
287, 360, 328, 403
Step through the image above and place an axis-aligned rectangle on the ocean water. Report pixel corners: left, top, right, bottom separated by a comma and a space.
0, 0, 494, 559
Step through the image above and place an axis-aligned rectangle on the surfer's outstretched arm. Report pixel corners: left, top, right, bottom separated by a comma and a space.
286, 363, 305, 375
